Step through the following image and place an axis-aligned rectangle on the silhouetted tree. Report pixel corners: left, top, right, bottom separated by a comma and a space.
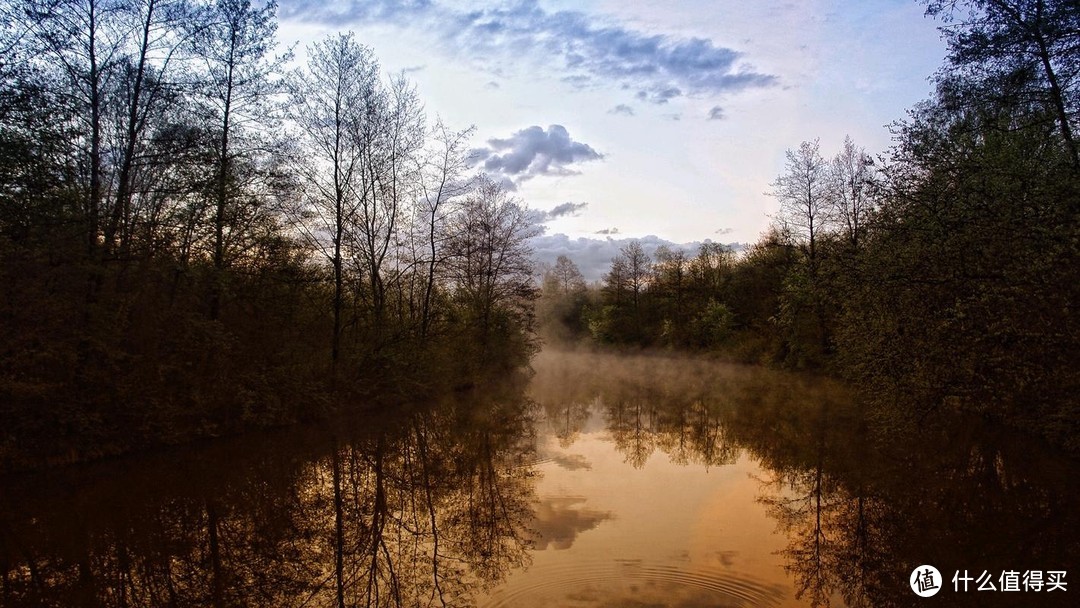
925, 0, 1080, 168
770, 139, 833, 264
187, 0, 289, 317
414, 121, 474, 340
446, 177, 540, 355
537, 254, 588, 343
286, 32, 378, 367
829, 136, 873, 252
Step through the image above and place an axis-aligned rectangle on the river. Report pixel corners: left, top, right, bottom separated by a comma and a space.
1, 349, 1076, 607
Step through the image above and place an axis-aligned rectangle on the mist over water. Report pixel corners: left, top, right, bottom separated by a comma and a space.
1, 349, 1077, 607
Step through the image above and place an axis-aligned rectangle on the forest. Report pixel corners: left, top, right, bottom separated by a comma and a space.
1, 0, 1078, 471
536, 0, 1080, 451
0, 0, 539, 470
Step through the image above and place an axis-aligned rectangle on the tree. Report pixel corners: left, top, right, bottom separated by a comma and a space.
690, 242, 733, 296
834, 38, 1080, 443
620, 240, 650, 315
0, 23, 81, 245
925, 0, 1080, 168
536, 254, 587, 343
414, 120, 474, 339
286, 32, 377, 366
602, 255, 629, 307
594, 241, 652, 345
0, 6, 550, 468
829, 136, 873, 252
549, 254, 586, 294
102, 0, 194, 258
652, 245, 688, 345
770, 139, 833, 264
188, 0, 289, 317
769, 140, 836, 362
20, 0, 128, 254
349, 71, 423, 334
446, 177, 540, 346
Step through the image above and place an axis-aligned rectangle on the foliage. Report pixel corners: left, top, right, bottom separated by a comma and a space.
538, 1, 1080, 446
0, 5, 540, 470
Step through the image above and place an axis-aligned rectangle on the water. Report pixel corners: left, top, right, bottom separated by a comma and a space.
1, 350, 1077, 607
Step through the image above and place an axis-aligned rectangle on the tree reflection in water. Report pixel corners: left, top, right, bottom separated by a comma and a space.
729, 375, 1080, 608
528, 350, 1080, 608
0, 379, 537, 607
3, 352, 1078, 607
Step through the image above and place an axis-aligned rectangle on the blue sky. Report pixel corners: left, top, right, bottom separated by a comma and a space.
277, 0, 947, 278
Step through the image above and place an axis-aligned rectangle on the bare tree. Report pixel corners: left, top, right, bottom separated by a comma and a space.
415, 120, 474, 339
550, 254, 586, 294
286, 32, 377, 366
446, 177, 540, 339
770, 139, 833, 264
620, 240, 650, 315
350, 71, 423, 334
102, 0, 194, 257
690, 241, 734, 295
188, 0, 289, 317
829, 135, 873, 251
21, 0, 128, 254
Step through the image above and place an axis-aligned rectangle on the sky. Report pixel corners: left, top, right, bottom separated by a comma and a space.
276, 0, 948, 279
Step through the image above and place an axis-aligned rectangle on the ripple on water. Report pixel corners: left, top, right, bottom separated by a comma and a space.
511, 449, 592, 471
479, 558, 788, 608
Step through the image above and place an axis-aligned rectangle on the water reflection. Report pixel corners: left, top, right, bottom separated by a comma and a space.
719, 369, 1080, 608
522, 350, 1080, 607
0, 378, 536, 607
2, 351, 1078, 607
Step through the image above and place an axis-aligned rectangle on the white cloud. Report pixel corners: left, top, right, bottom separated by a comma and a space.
468, 125, 603, 187
279, 0, 778, 104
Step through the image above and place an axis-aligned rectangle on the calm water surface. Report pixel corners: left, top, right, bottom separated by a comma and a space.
1, 350, 1077, 607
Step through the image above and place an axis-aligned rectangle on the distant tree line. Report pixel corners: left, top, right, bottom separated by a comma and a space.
0, 0, 539, 469
537, 0, 1079, 450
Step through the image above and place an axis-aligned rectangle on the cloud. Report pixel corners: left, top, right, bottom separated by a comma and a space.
608, 104, 634, 116
715, 227, 733, 235
469, 125, 603, 186
548, 201, 589, 219
529, 496, 612, 550
484, 80, 500, 89
707, 105, 726, 120
533, 201, 589, 223
594, 228, 620, 235
561, 75, 593, 88
550, 453, 592, 471
280, 0, 778, 102
280, 0, 431, 25
636, 85, 682, 104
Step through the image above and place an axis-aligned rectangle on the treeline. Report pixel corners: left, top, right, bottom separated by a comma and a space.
0, 1, 538, 469
538, 0, 1080, 449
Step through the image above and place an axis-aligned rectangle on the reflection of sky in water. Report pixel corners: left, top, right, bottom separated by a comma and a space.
549, 453, 593, 471
482, 354, 801, 607
483, 349, 1080, 608
3, 349, 1076, 607
529, 496, 612, 550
